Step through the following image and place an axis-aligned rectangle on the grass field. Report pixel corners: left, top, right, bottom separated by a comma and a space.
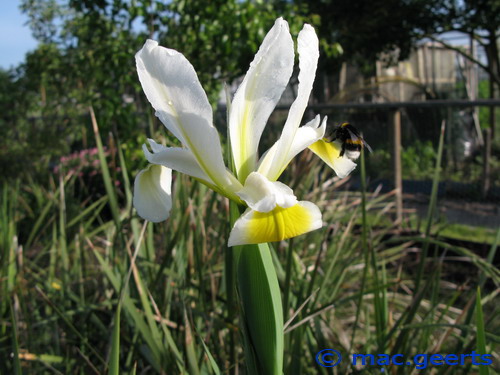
1, 123, 499, 374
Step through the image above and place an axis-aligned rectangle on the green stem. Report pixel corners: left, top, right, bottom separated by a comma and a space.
226, 201, 242, 374
237, 243, 284, 375
283, 238, 294, 322
350, 147, 370, 352
415, 121, 446, 291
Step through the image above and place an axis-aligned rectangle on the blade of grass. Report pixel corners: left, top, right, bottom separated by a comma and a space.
108, 301, 121, 375
475, 287, 489, 375
199, 335, 221, 375
415, 120, 446, 291
147, 291, 186, 372
66, 196, 108, 228
115, 136, 133, 212
282, 238, 294, 322
184, 310, 201, 375
9, 297, 21, 375
89, 106, 122, 233
226, 200, 242, 374
58, 174, 69, 275
90, 245, 162, 370
25, 188, 58, 249
35, 285, 106, 366
388, 121, 446, 361
479, 227, 499, 289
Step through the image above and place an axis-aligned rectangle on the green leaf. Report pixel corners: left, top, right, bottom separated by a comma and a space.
199, 336, 221, 375
475, 287, 489, 375
238, 242, 283, 375
9, 298, 21, 375
108, 302, 121, 375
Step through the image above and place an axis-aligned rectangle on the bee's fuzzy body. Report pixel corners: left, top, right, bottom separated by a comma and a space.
325, 122, 372, 160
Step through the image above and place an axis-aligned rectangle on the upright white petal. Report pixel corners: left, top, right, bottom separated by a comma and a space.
136, 40, 234, 192
258, 24, 320, 181
229, 18, 294, 182
133, 165, 172, 222
258, 116, 326, 179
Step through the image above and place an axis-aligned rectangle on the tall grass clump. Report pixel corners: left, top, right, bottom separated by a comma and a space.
1, 115, 498, 374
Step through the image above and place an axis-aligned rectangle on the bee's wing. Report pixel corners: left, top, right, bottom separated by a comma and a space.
345, 126, 361, 141
346, 126, 373, 153
363, 140, 373, 153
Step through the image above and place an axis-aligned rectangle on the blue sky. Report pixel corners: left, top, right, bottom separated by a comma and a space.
0, 1, 38, 70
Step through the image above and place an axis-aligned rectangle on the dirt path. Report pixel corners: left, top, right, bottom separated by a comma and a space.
405, 195, 500, 229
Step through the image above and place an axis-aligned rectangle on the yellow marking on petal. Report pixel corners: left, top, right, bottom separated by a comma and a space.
308, 138, 341, 164
308, 138, 357, 178
248, 204, 316, 243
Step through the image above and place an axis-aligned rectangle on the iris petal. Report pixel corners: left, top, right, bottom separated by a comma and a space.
258, 24, 320, 181
142, 140, 213, 184
229, 18, 294, 182
237, 172, 297, 212
258, 115, 326, 179
308, 139, 357, 178
133, 165, 172, 222
228, 201, 322, 246
136, 40, 237, 193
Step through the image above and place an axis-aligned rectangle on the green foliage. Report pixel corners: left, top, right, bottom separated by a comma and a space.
478, 80, 500, 133
401, 140, 438, 179
366, 140, 438, 180
157, 0, 281, 104
294, 0, 441, 70
2, 0, 303, 179
2, 125, 499, 373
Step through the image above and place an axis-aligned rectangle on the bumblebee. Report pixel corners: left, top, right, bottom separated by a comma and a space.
325, 122, 372, 160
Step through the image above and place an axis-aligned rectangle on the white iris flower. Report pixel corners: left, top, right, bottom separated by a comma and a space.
133, 18, 357, 246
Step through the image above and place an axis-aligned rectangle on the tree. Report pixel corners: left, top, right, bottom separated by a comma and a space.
425, 0, 500, 139
295, 0, 440, 71
6, 0, 302, 179
295, 0, 499, 135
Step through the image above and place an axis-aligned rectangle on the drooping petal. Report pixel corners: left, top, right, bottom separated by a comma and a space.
257, 24, 320, 181
237, 172, 297, 212
133, 164, 172, 222
229, 18, 294, 182
228, 201, 322, 246
142, 140, 243, 200
136, 40, 235, 193
143, 140, 213, 184
258, 115, 326, 179
308, 139, 357, 178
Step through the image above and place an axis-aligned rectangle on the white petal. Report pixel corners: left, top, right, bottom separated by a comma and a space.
142, 141, 213, 183
229, 18, 294, 181
147, 138, 165, 153
227, 201, 322, 247
308, 139, 357, 178
332, 157, 358, 178
257, 24, 320, 181
237, 172, 297, 212
258, 116, 326, 179
133, 165, 172, 222
136, 40, 232, 191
